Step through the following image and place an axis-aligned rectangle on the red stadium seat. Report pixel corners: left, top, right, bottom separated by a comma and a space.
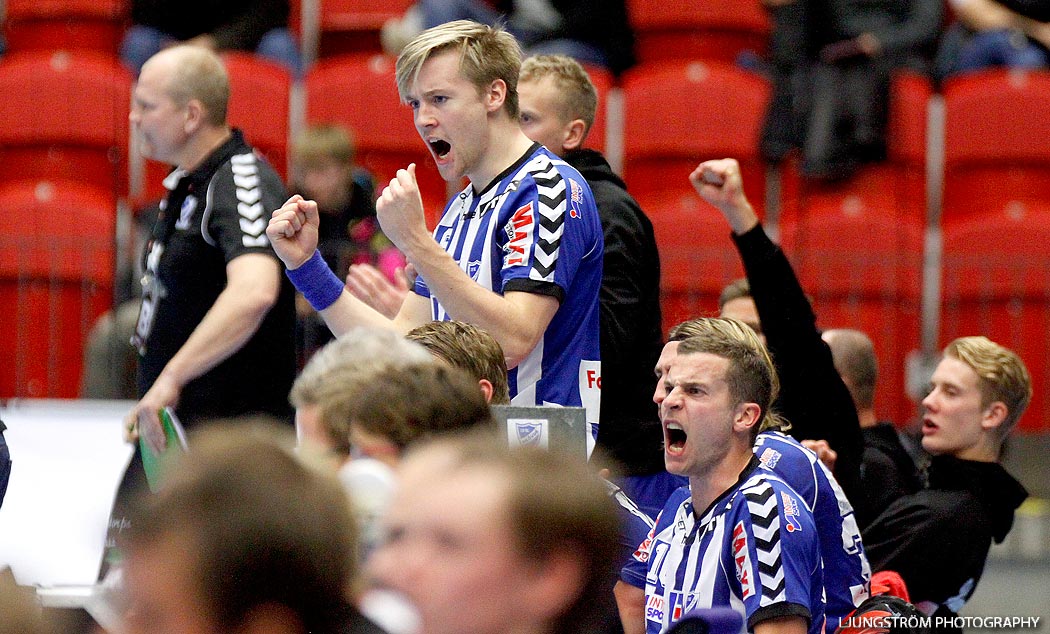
0, 181, 115, 398
0, 51, 131, 197
780, 198, 924, 424
646, 193, 743, 335
779, 71, 931, 224
136, 52, 293, 206
942, 69, 1050, 227
940, 201, 1050, 432
317, 0, 413, 57
628, 0, 770, 64
305, 54, 449, 226
622, 61, 770, 214
3, 0, 128, 56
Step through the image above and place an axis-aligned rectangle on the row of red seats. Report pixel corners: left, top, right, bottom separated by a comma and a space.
2, 49, 1049, 431
2, 0, 770, 63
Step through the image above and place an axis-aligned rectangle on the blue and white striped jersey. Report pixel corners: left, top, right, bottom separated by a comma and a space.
622, 458, 825, 634
414, 144, 603, 431
754, 431, 871, 632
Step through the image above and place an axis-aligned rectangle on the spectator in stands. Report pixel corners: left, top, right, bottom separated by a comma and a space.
823, 328, 921, 525
862, 336, 1031, 618
935, 0, 1050, 81
290, 124, 406, 362
803, 0, 942, 179
108, 45, 297, 574
759, 0, 825, 165
120, 424, 385, 634
121, 0, 301, 76
407, 320, 511, 404
658, 319, 872, 633
267, 21, 604, 444
617, 319, 825, 634
370, 434, 621, 634
381, 0, 635, 75
516, 54, 677, 516
687, 158, 870, 524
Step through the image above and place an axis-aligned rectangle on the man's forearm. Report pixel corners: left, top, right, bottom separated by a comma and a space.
403, 236, 556, 367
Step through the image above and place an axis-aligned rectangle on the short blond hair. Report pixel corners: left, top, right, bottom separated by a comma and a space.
396, 19, 522, 118
519, 55, 598, 139
293, 123, 355, 167
672, 317, 786, 440
407, 320, 510, 405
289, 329, 433, 456
945, 336, 1032, 437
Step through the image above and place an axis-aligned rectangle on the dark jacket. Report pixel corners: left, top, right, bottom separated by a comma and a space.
732, 225, 868, 520
132, 0, 289, 50
860, 422, 922, 527
563, 149, 664, 476
862, 455, 1027, 615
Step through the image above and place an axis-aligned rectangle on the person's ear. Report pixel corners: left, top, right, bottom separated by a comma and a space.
485, 79, 507, 114
520, 551, 586, 623
733, 402, 762, 434
184, 99, 205, 134
981, 401, 1008, 432
478, 378, 495, 403
562, 119, 587, 150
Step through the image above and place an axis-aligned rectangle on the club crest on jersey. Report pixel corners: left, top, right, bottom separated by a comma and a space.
759, 447, 782, 469
467, 260, 481, 280
175, 195, 197, 230
733, 521, 755, 599
503, 201, 534, 267
781, 491, 803, 533
568, 179, 584, 218
668, 592, 700, 622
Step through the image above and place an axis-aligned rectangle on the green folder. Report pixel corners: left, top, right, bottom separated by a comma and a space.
139, 407, 188, 492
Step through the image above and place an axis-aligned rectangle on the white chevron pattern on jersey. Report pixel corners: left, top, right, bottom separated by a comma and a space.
231, 153, 269, 248
743, 481, 787, 606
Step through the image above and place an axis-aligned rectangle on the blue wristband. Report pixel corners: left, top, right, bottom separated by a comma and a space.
286, 250, 343, 311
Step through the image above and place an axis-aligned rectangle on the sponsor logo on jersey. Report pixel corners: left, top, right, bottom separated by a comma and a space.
645, 595, 665, 622
633, 535, 653, 562
568, 179, 584, 218
759, 447, 782, 469
176, 195, 197, 230
733, 521, 755, 600
781, 491, 803, 533
503, 201, 535, 267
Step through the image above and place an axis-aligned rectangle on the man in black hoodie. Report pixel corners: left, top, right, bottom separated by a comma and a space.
518, 55, 679, 518
862, 336, 1030, 622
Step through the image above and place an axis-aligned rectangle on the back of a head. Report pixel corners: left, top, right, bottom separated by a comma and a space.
125, 424, 357, 632
520, 55, 598, 137
718, 278, 752, 310
395, 19, 523, 118
823, 328, 878, 411
345, 362, 495, 450
945, 336, 1032, 436
407, 320, 510, 404
675, 317, 782, 439
406, 436, 620, 634
149, 45, 230, 127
